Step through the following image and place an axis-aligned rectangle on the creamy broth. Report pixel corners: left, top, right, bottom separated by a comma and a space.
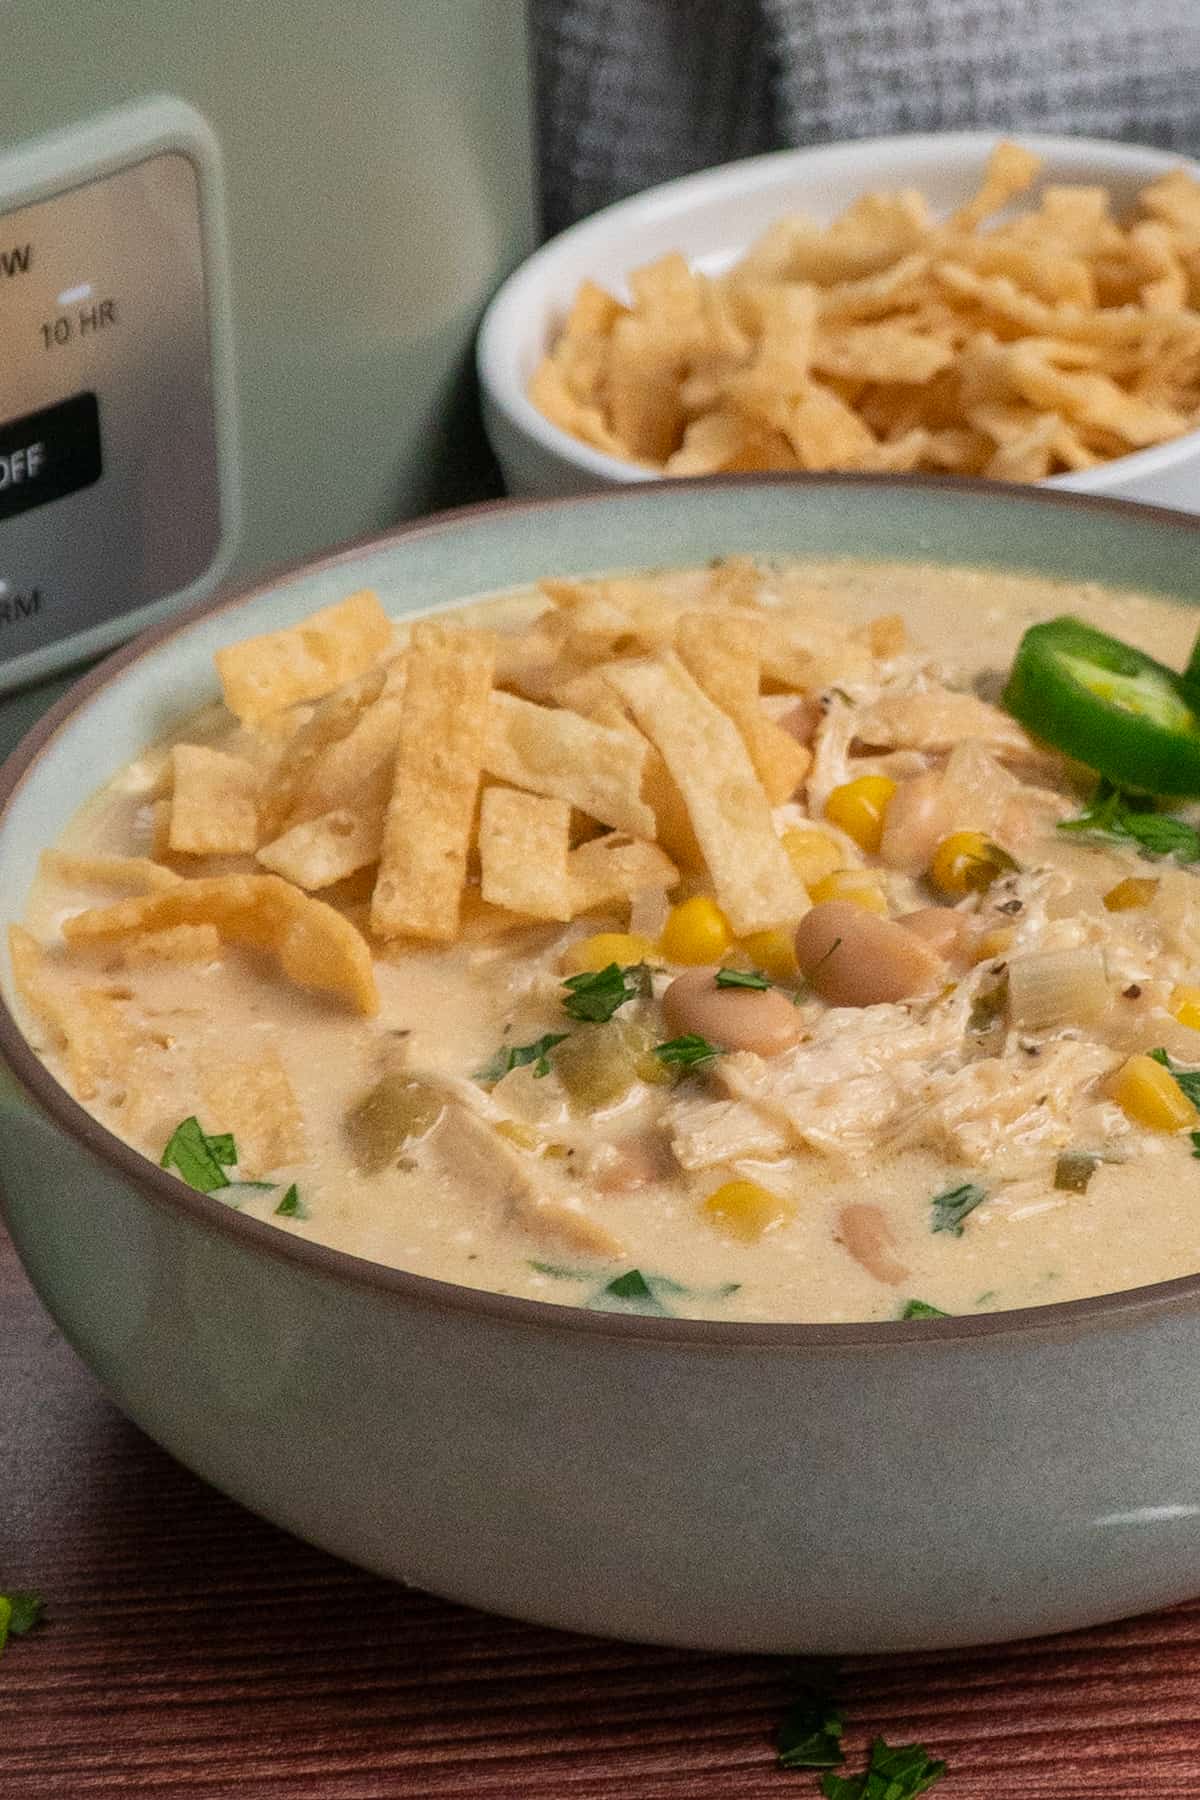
16, 558, 1200, 1323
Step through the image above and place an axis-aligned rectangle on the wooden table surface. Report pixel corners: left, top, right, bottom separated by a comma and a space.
3, 1223, 1199, 1800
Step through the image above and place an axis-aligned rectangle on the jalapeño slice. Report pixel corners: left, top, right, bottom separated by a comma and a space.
1002, 615, 1200, 796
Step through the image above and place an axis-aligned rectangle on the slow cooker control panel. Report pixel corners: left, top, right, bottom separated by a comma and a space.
0, 102, 233, 688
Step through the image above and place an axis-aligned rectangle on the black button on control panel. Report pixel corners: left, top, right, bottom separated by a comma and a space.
0, 392, 102, 525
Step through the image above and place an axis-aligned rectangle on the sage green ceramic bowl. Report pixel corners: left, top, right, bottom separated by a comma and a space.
4, 476, 1200, 1654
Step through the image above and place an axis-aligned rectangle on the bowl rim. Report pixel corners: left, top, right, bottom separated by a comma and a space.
476, 128, 1200, 495
7, 472, 1200, 1349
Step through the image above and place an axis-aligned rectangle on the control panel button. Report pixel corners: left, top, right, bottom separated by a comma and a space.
0, 392, 102, 523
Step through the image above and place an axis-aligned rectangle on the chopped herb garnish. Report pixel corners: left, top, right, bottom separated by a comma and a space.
561, 962, 648, 1022
777, 1690, 846, 1770
715, 967, 771, 990
1149, 1047, 1200, 1108
588, 1268, 671, 1316
475, 1032, 569, 1083
1054, 1150, 1100, 1194
900, 1299, 948, 1320
821, 1737, 946, 1800
274, 1184, 308, 1219
652, 1033, 722, 1068
1191, 1131, 1200, 1159
161, 1117, 233, 1193
528, 1259, 591, 1279
975, 1290, 998, 1306
0, 1590, 44, 1655
1058, 782, 1200, 863
930, 1180, 987, 1236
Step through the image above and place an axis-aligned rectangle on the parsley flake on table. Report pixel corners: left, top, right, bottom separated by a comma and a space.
652, 1033, 722, 1069
715, 967, 772, 990
930, 1181, 987, 1236
0, 1590, 45, 1655
160, 1117, 237, 1193
1149, 1047, 1200, 1109
777, 1688, 846, 1769
821, 1736, 946, 1799
1058, 783, 1200, 863
475, 1033, 569, 1083
561, 962, 649, 1022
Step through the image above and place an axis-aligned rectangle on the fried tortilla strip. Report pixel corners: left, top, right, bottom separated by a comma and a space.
202, 1050, 306, 1173
62, 875, 378, 1015
483, 690, 655, 839
607, 655, 808, 935
169, 745, 261, 855
949, 140, 1042, 233
257, 664, 389, 840
8, 924, 138, 1100
567, 833, 679, 917
118, 925, 222, 967
371, 623, 495, 943
284, 687, 406, 829
478, 788, 573, 921
39, 850, 183, 893
215, 589, 393, 726
675, 611, 811, 804
257, 808, 384, 891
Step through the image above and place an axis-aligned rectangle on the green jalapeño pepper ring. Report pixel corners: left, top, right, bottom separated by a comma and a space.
1003, 615, 1200, 796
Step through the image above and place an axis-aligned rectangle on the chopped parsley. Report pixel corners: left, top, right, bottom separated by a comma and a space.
1149, 1047, 1200, 1108
0, 1590, 44, 1655
715, 967, 771, 990
534, 1265, 740, 1314
930, 1180, 987, 1236
161, 1117, 235, 1193
1191, 1130, 1200, 1159
274, 1184, 308, 1219
777, 1687, 846, 1770
652, 1033, 722, 1068
1058, 782, 1200, 863
561, 962, 649, 1022
475, 1033, 569, 1083
900, 1299, 948, 1320
821, 1737, 946, 1799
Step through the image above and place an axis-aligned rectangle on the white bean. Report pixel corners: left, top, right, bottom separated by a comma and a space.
794, 901, 945, 1007
662, 967, 804, 1057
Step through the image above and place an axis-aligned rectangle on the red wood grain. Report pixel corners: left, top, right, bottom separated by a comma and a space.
3, 1223, 1199, 1799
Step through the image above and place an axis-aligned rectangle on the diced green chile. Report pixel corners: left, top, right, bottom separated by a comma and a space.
345, 1074, 445, 1173
1003, 615, 1200, 795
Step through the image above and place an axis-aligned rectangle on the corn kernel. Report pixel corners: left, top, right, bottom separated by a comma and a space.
808, 867, 889, 914
660, 896, 732, 964
560, 931, 655, 975
929, 831, 1015, 897
1103, 876, 1160, 912
782, 827, 843, 886
1171, 985, 1200, 1032
824, 775, 897, 854
1108, 1052, 1198, 1132
740, 927, 800, 982
702, 1179, 796, 1243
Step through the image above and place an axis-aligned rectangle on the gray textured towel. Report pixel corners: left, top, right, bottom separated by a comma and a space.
533, 0, 1200, 234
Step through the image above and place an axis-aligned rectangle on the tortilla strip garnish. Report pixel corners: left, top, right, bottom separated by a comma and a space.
257, 808, 384, 891
478, 788, 573, 921
61, 875, 378, 1015
38, 851, 183, 893
566, 833, 679, 917
202, 1050, 306, 1172
483, 690, 655, 839
257, 663, 389, 840
215, 589, 392, 726
370, 622, 495, 943
169, 744, 261, 855
675, 610, 811, 804
607, 654, 808, 934
8, 924, 139, 1099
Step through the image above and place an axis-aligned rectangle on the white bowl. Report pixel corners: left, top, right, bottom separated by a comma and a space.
479, 131, 1200, 510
